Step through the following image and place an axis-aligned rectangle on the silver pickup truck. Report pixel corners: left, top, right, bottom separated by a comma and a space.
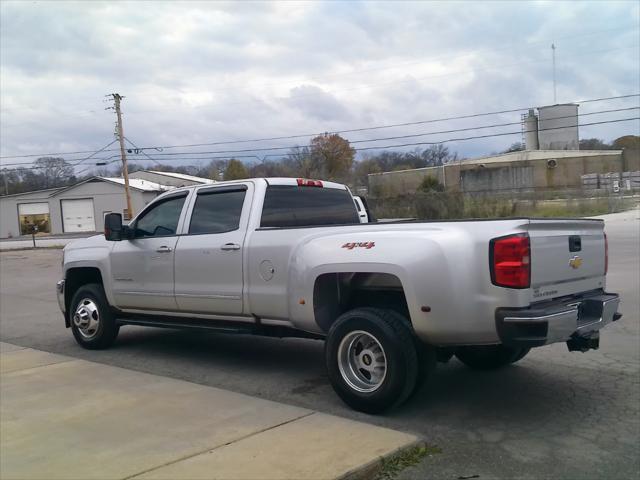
57, 177, 621, 413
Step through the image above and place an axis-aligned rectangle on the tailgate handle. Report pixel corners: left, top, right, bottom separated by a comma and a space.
569, 236, 582, 252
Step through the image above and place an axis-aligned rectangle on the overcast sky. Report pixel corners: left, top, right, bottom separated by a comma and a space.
1, 0, 638, 171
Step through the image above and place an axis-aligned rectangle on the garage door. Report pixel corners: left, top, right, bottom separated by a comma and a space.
18, 203, 51, 235
61, 199, 96, 233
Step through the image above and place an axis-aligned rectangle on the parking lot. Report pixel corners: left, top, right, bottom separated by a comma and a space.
1, 209, 638, 480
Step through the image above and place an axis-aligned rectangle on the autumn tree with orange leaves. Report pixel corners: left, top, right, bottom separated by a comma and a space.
309, 133, 356, 181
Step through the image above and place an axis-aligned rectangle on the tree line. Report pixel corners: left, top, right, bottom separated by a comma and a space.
0, 133, 458, 195
1, 134, 637, 196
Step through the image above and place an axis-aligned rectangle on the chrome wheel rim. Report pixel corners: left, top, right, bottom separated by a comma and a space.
337, 330, 387, 393
73, 298, 100, 339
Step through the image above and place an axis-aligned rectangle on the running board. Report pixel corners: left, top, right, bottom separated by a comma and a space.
116, 317, 255, 334
115, 315, 324, 340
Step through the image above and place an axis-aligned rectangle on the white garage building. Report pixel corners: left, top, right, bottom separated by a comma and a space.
0, 171, 214, 239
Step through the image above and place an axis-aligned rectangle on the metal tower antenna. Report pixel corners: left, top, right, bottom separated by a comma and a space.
552, 43, 557, 104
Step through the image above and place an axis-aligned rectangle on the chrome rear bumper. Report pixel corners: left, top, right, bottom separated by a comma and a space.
496, 292, 621, 349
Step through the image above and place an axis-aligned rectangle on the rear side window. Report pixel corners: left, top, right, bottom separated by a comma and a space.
261, 185, 360, 228
189, 188, 246, 234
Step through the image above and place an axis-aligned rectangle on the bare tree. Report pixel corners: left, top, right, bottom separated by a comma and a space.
286, 146, 315, 178
33, 157, 75, 188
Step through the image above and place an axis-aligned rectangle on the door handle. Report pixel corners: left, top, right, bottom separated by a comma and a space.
156, 246, 173, 253
221, 243, 241, 251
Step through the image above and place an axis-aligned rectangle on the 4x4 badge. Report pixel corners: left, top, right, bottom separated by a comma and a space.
342, 242, 375, 250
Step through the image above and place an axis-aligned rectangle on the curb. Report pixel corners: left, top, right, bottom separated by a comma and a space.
0, 245, 65, 251
340, 439, 424, 480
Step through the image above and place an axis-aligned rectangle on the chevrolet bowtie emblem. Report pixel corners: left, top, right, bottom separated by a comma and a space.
569, 256, 583, 269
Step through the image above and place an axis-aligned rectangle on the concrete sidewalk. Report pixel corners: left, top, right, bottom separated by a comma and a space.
0, 342, 418, 480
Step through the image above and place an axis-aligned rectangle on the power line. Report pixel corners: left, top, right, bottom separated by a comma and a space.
94, 117, 640, 164
0, 141, 121, 169
3, 116, 636, 173
124, 137, 162, 165
70, 139, 119, 167
125, 94, 640, 152
1, 93, 638, 161
349, 107, 639, 145
1, 154, 282, 173
124, 108, 640, 158
75, 162, 112, 177
355, 117, 639, 151
0, 140, 119, 170
2, 105, 638, 171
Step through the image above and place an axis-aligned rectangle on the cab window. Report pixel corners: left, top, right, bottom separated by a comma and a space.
134, 195, 186, 238
261, 185, 359, 228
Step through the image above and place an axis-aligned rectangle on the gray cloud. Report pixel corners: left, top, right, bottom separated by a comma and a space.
284, 85, 352, 121
1, 0, 638, 169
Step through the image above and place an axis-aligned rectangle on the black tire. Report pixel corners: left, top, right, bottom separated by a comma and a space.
455, 345, 530, 370
325, 308, 419, 414
412, 340, 437, 395
510, 347, 530, 363
70, 283, 119, 350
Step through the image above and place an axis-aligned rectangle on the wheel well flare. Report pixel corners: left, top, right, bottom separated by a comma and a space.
313, 272, 410, 332
64, 267, 103, 327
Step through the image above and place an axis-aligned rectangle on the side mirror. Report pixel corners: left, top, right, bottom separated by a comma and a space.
104, 213, 123, 241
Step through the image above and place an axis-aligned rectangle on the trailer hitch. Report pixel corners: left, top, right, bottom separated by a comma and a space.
567, 331, 600, 352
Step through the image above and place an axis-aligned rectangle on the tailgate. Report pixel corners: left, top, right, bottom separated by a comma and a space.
527, 219, 606, 300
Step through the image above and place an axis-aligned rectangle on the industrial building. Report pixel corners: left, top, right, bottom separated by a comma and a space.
0, 171, 214, 239
368, 103, 640, 196
368, 149, 640, 196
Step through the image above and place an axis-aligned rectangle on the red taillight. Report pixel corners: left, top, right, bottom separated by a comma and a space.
604, 232, 608, 275
296, 178, 323, 187
490, 233, 531, 289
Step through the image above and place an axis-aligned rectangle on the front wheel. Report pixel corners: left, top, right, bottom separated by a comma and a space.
455, 345, 530, 370
70, 283, 119, 350
325, 308, 419, 414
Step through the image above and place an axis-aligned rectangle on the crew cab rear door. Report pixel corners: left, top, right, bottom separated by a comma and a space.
174, 183, 252, 315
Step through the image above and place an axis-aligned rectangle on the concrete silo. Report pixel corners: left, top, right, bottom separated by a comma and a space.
537, 103, 579, 150
523, 109, 539, 150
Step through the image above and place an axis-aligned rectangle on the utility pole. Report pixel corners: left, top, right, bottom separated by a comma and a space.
110, 94, 134, 219
551, 43, 557, 104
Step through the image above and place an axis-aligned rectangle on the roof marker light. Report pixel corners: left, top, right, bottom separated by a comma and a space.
296, 178, 323, 187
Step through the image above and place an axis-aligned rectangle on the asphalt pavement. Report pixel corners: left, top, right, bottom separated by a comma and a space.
1, 209, 638, 480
